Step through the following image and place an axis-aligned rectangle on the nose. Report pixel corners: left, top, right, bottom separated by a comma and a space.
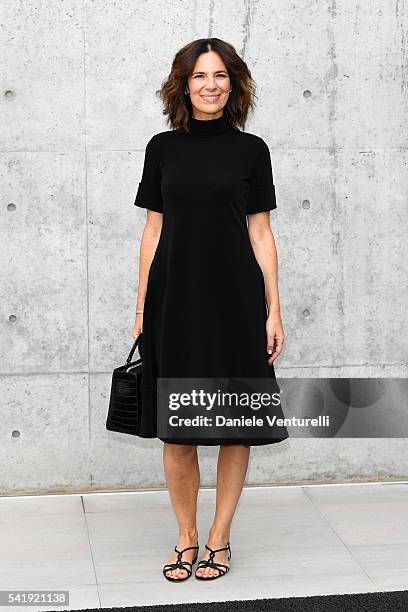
203, 76, 218, 90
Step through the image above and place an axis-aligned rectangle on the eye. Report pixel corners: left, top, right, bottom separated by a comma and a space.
192, 73, 228, 78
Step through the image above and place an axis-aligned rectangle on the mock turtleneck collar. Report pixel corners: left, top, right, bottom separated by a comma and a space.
188, 113, 233, 137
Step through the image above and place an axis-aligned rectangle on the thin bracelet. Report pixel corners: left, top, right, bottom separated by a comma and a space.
136, 309, 144, 314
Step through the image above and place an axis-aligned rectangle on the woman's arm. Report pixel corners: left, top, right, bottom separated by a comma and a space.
132, 210, 163, 337
247, 211, 285, 364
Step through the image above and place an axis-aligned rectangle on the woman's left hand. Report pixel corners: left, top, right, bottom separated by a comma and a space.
266, 311, 285, 365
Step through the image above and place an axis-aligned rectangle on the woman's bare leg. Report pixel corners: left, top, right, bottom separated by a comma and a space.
163, 442, 200, 579
196, 444, 250, 578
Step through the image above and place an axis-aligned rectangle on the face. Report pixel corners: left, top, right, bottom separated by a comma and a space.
186, 51, 231, 120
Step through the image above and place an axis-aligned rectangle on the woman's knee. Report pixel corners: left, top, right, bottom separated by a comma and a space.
164, 442, 198, 460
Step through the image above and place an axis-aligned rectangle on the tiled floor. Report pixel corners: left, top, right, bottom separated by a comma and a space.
0, 482, 407, 610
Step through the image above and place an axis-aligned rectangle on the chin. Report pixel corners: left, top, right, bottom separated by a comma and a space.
195, 105, 224, 115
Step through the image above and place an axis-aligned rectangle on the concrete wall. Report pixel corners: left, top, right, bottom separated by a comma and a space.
1, 1, 407, 494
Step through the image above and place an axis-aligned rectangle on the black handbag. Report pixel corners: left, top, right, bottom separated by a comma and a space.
106, 333, 143, 436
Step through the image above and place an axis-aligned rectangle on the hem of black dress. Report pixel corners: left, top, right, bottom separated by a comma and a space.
134, 434, 289, 446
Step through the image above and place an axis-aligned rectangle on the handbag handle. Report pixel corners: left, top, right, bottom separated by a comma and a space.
126, 333, 143, 364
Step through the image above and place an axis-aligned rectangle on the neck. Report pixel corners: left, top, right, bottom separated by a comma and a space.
187, 112, 233, 137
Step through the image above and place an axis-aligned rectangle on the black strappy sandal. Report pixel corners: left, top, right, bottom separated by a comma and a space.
162, 543, 199, 582
195, 542, 231, 580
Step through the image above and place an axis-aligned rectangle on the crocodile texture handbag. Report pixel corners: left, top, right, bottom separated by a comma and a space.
106, 333, 143, 436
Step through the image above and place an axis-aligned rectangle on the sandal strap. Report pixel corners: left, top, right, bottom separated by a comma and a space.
196, 541, 231, 575
163, 560, 193, 575
173, 543, 199, 565
163, 542, 199, 575
196, 559, 229, 575
205, 541, 231, 561
174, 544, 199, 555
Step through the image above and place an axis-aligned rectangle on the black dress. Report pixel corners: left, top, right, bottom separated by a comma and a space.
134, 113, 289, 446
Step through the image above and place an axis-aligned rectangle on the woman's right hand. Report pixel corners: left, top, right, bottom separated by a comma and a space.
132, 312, 143, 339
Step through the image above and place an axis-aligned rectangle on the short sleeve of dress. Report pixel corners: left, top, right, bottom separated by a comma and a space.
134, 136, 163, 213
246, 139, 277, 214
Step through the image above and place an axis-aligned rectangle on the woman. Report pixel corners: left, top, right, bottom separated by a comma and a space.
132, 38, 289, 581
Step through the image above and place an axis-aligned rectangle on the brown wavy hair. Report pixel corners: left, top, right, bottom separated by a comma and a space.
157, 38, 257, 133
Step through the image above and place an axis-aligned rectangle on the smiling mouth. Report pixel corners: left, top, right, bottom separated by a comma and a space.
200, 94, 221, 102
